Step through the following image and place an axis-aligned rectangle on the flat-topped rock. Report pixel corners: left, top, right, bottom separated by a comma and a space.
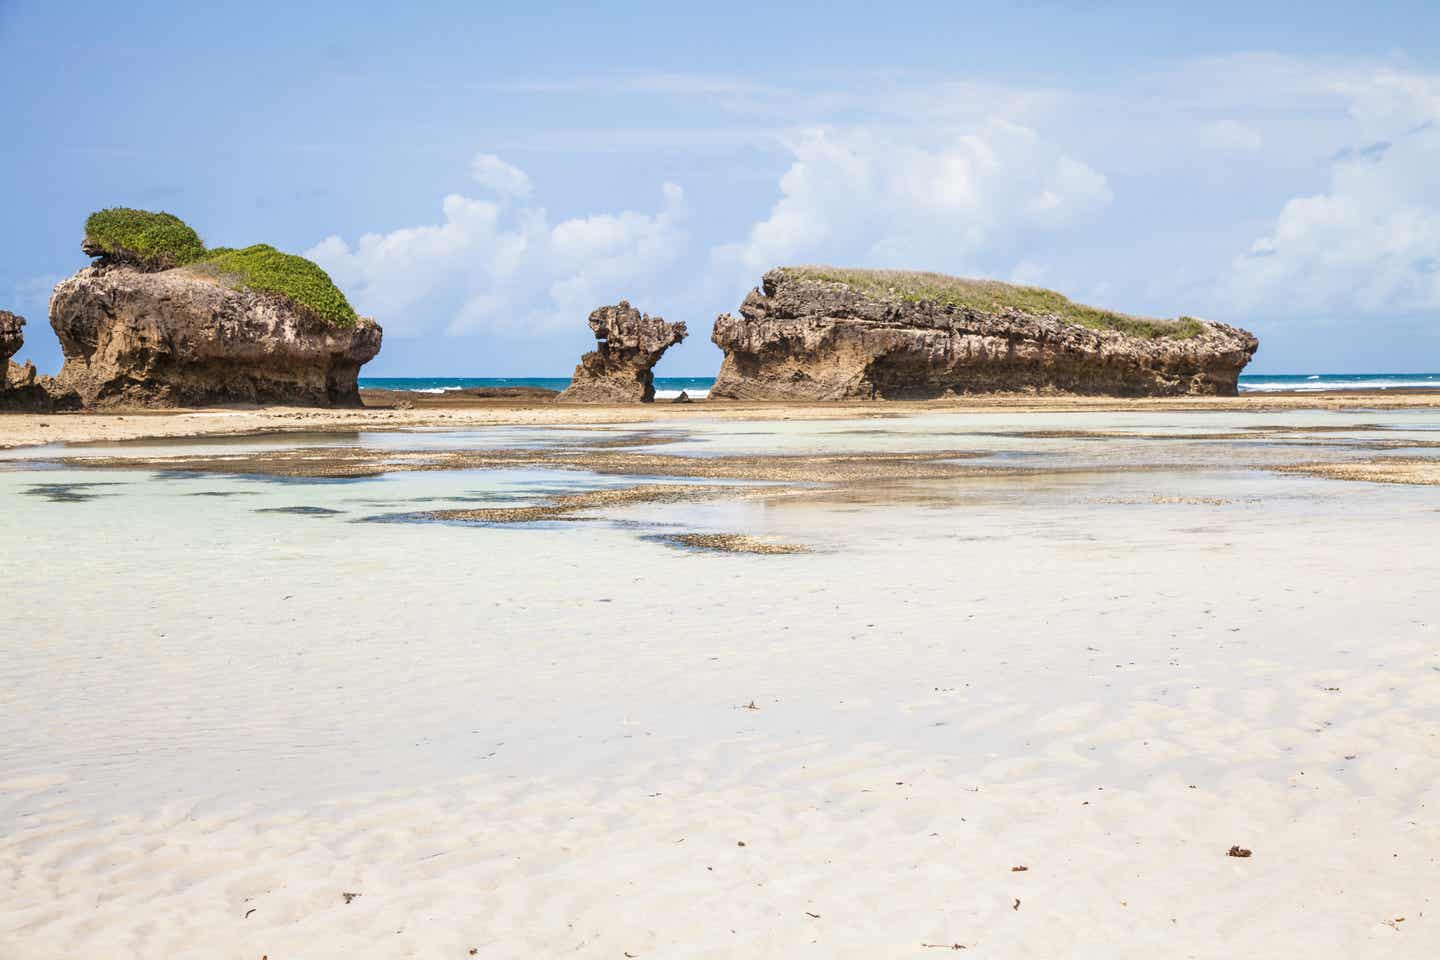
558, 301, 687, 403
711, 268, 1258, 399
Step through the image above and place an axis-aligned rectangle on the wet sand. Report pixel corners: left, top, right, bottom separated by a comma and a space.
5, 387, 1440, 450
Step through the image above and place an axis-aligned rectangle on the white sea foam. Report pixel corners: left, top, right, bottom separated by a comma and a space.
654, 388, 711, 400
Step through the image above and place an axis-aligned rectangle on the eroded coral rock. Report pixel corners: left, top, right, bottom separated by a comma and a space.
0, 310, 22, 370
711, 269, 1258, 399
48, 265, 382, 408
0, 309, 63, 412
558, 302, 687, 403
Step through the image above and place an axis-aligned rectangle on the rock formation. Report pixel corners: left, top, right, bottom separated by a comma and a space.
36, 208, 383, 408
0, 309, 62, 411
558, 302, 687, 402
0, 309, 22, 372
49, 265, 382, 408
711, 269, 1258, 399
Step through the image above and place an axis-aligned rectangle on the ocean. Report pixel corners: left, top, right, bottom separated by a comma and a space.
360, 373, 1440, 397
360, 376, 718, 399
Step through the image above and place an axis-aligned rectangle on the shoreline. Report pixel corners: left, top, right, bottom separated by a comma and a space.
3, 387, 1440, 450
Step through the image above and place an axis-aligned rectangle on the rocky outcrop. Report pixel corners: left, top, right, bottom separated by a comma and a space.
0, 310, 22, 371
0, 309, 62, 411
558, 302, 687, 403
711, 270, 1258, 399
48, 265, 382, 408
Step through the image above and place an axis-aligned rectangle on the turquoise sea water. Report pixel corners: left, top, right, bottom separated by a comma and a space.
361, 376, 718, 398
360, 373, 1440, 396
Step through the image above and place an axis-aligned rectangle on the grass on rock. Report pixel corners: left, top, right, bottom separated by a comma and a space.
84, 208, 207, 270
84, 208, 359, 328
781, 266, 1205, 339
190, 245, 358, 328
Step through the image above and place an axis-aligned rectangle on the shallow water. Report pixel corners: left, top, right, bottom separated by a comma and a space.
3, 408, 1439, 958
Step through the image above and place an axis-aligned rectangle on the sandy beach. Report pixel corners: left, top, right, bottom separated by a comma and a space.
3, 398, 1439, 958
12, 0, 1440, 953
4, 388, 1440, 450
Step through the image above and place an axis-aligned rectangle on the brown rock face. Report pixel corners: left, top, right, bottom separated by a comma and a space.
0, 310, 21, 370
711, 270, 1258, 399
48, 266, 382, 408
0, 309, 58, 411
558, 302, 687, 403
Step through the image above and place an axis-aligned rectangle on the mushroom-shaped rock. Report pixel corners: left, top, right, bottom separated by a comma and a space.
558, 302, 687, 403
50, 266, 382, 408
48, 211, 382, 408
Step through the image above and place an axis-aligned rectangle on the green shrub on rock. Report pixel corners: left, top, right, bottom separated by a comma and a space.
82, 208, 359, 328
83, 208, 207, 270
781, 266, 1205, 340
191, 244, 358, 328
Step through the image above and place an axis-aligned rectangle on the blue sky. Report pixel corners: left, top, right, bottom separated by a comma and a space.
4, 0, 1440, 376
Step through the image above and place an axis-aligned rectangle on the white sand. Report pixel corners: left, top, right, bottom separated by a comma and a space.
2, 411, 1439, 957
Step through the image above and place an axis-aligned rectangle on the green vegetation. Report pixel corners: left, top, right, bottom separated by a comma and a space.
780, 266, 1205, 340
191, 245, 358, 328
83, 208, 357, 327
84, 208, 207, 270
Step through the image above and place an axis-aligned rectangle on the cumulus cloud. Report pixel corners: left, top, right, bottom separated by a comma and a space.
711, 122, 1111, 281
1226, 111, 1440, 317
470, 153, 532, 198
307, 156, 686, 336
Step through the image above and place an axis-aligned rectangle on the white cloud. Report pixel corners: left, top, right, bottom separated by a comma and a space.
711, 122, 1111, 281
1225, 111, 1440, 317
469, 154, 532, 198
306, 57, 1440, 355
308, 156, 686, 336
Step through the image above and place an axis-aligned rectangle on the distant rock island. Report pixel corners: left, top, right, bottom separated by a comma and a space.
711, 268, 1258, 399
48, 208, 381, 408
558, 301, 687, 403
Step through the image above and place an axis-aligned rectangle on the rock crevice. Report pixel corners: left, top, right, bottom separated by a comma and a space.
711, 270, 1258, 399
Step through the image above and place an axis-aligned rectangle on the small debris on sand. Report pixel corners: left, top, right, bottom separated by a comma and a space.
663, 533, 809, 555
1227, 846, 1252, 858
